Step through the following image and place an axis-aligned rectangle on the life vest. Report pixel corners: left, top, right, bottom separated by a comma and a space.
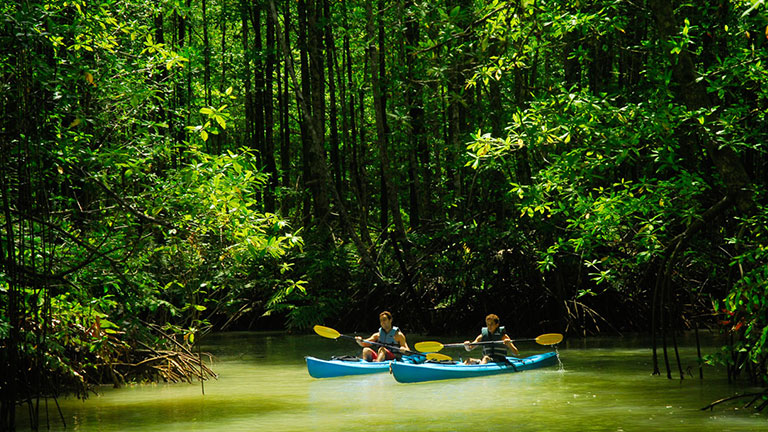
378, 326, 401, 348
481, 325, 507, 359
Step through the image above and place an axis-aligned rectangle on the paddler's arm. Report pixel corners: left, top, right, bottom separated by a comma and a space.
464, 334, 483, 351
502, 334, 519, 356
355, 333, 378, 347
395, 331, 410, 352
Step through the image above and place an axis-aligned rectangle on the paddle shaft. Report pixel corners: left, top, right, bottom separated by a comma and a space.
427, 338, 542, 350
448, 335, 561, 348
414, 333, 562, 354
445, 340, 520, 348
339, 333, 424, 357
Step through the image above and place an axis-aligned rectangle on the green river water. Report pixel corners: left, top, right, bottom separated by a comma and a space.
16, 331, 768, 431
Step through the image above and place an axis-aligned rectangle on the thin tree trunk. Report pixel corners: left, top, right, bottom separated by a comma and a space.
218, 6, 228, 153
154, 13, 168, 130
377, 1, 389, 231
366, 0, 412, 278
241, 0, 253, 151
202, 0, 212, 106
324, 0, 342, 196
252, 2, 265, 167
298, 0, 312, 228
220, 9, 227, 90
186, 0, 193, 139
404, 0, 424, 226
342, 0, 372, 246
334, 40, 347, 194
307, 0, 331, 238
280, 0, 291, 191
264, 3, 277, 213
172, 8, 187, 165
357, 88, 372, 245
0, 47, 21, 428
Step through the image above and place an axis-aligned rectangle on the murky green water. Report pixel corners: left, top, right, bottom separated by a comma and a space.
16, 331, 768, 431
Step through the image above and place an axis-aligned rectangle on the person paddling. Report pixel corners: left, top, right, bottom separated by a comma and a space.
355, 311, 410, 362
463, 314, 519, 364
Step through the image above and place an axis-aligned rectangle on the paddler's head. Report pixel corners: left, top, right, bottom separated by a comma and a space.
485, 314, 500, 332
379, 311, 393, 332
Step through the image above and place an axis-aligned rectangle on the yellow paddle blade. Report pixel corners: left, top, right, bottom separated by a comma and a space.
426, 352, 452, 361
414, 341, 445, 352
535, 333, 563, 345
313, 325, 341, 340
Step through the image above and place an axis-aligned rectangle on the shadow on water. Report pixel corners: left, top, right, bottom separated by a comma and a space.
15, 331, 768, 432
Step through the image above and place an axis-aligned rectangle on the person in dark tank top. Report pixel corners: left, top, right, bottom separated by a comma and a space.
355, 311, 411, 362
462, 314, 519, 364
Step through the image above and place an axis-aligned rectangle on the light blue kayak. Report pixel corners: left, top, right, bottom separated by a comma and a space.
390, 351, 559, 383
306, 355, 426, 379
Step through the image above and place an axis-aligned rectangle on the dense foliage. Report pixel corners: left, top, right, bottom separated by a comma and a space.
2, 0, 768, 427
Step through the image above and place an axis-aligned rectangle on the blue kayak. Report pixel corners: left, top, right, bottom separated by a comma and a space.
390, 351, 559, 383
306, 355, 425, 379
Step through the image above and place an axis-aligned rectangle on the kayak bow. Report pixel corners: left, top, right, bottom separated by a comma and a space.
390, 351, 559, 383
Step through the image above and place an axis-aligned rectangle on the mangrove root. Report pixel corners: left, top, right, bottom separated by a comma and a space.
701, 389, 768, 411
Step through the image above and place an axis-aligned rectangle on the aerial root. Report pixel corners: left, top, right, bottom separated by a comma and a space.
701, 389, 768, 411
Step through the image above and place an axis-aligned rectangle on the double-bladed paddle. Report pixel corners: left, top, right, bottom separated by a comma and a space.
414, 333, 563, 353
313, 325, 453, 361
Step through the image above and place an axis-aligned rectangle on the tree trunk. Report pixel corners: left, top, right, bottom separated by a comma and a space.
366, 0, 412, 277
338, 2, 351, 194
297, 0, 313, 228
356, 88, 372, 245
264, 2, 277, 213
269, 0, 381, 274
342, 1, 372, 246
202, 0, 211, 106
404, 0, 424, 227
252, 2, 265, 167
307, 0, 332, 238
324, 0, 342, 196
218, 6, 228, 153
241, 0, 253, 153
617, 2, 645, 98
647, 0, 753, 211
280, 0, 291, 192
647, 0, 754, 375
220, 9, 227, 90
334, 42, 347, 193
185, 0, 193, 142
154, 13, 168, 130
172, 8, 187, 165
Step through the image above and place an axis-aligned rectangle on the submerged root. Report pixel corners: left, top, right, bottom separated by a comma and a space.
701, 389, 768, 411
